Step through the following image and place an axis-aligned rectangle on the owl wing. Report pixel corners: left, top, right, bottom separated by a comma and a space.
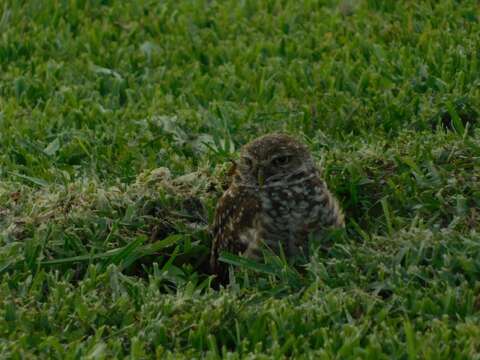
290, 175, 345, 256
300, 175, 345, 240
210, 184, 261, 279
315, 177, 345, 229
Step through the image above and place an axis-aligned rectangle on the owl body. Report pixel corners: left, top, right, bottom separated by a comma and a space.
211, 134, 344, 280
258, 174, 343, 254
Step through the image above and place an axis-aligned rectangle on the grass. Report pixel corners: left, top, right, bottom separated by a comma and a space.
1, 0, 480, 357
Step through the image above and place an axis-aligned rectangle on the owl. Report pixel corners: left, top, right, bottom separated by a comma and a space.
210, 133, 345, 281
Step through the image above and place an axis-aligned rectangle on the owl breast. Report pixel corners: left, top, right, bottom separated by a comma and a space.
258, 176, 329, 255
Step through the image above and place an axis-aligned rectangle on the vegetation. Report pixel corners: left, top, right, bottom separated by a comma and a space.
1, 0, 479, 357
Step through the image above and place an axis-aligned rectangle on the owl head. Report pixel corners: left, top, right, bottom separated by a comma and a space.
236, 133, 316, 188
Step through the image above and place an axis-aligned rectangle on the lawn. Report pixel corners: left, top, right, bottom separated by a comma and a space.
1, 0, 480, 358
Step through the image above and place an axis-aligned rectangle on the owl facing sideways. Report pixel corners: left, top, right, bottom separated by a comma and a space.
210, 133, 345, 281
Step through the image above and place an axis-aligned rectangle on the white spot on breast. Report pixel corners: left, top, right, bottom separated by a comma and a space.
293, 186, 303, 194
268, 209, 278, 218
292, 211, 303, 219
262, 215, 274, 225
298, 201, 309, 209
239, 228, 257, 245
262, 196, 272, 210
241, 228, 262, 259
312, 205, 322, 216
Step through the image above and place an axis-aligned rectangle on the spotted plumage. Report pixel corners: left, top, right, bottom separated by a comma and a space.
210, 133, 344, 281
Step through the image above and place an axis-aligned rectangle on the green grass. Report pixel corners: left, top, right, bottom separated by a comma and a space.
1, 0, 480, 357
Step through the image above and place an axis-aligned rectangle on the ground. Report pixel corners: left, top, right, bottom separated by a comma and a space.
1, 0, 480, 358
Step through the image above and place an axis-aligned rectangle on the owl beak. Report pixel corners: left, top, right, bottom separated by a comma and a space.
257, 167, 265, 187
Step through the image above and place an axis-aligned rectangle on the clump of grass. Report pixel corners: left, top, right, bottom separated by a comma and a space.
1, 166, 221, 285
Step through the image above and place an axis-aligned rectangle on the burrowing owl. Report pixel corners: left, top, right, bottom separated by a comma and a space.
210, 133, 345, 280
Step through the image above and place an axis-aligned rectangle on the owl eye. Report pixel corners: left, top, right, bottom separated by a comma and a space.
272, 155, 291, 166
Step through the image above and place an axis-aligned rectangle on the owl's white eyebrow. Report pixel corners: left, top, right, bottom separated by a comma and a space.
237, 172, 316, 189
270, 153, 293, 160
